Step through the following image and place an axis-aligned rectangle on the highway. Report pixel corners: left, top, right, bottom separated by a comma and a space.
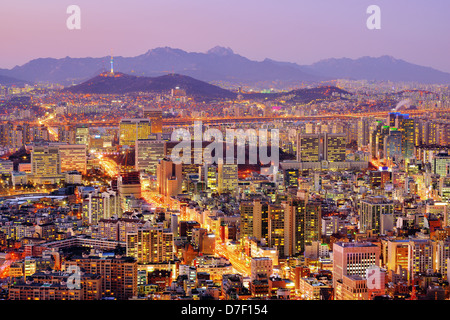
215, 242, 251, 277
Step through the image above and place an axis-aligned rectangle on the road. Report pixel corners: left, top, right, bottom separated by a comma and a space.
215, 242, 251, 277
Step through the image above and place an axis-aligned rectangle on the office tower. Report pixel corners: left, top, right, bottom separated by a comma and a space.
135, 135, 166, 175
297, 133, 346, 163
321, 216, 346, 237
75, 125, 89, 146
386, 240, 409, 276
282, 198, 321, 257
53, 143, 87, 174
394, 113, 415, 159
217, 163, 238, 194
408, 239, 434, 279
268, 204, 285, 255
143, 107, 163, 133
199, 164, 218, 192
58, 125, 76, 144
325, 133, 346, 162
433, 153, 450, 177
63, 254, 138, 300
384, 128, 402, 161
422, 120, 438, 145
117, 171, 141, 209
359, 196, 394, 234
157, 158, 182, 197
102, 189, 122, 219
250, 257, 273, 281
332, 242, 380, 289
297, 133, 321, 162
126, 226, 174, 264
369, 121, 384, 158
119, 118, 152, 146
436, 240, 450, 280
239, 200, 269, 243
284, 168, 299, 187
31, 145, 61, 177
82, 191, 104, 225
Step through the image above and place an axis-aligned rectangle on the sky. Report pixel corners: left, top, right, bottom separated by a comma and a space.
1, 0, 450, 72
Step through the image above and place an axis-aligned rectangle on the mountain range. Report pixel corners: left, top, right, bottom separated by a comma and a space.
1, 46, 450, 87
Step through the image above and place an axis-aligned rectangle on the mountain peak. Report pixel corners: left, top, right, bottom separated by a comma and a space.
207, 46, 234, 56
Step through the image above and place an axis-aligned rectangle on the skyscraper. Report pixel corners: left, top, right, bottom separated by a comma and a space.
332, 242, 380, 290
135, 135, 166, 175
217, 163, 238, 194
143, 107, 163, 133
157, 158, 182, 197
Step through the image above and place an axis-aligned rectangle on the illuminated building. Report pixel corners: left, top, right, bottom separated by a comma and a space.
359, 196, 394, 234
284, 168, 299, 187
408, 239, 434, 279
157, 158, 182, 197
126, 226, 174, 264
63, 254, 138, 300
386, 240, 409, 277
297, 133, 321, 162
75, 125, 89, 146
281, 198, 321, 256
52, 143, 87, 174
268, 204, 285, 256
0, 160, 13, 174
119, 118, 152, 147
217, 163, 238, 194
135, 135, 166, 175
30, 145, 63, 183
118, 171, 141, 209
82, 191, 104, 225
297, 133, 346, 163
199, 164, 218, 192
325, 133, 346, 162
250, 257, 273, 281
240, 200, 269, 244
8, 270, 102, 300
299, 277, 332, 300
143, 107, 163, 133
332, 242, 380, 290
384, 128, 402, 161
436, 239, 450, 280
58, 125, 76, 144
357, 118, 370, 148
433, 152, 450, 177
394, 113, 415, 159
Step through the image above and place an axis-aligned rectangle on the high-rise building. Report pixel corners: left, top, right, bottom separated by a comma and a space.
143, 107, 163, 133
51, 143, 87, 174
31, 145, 61, 178
119, 118, 152, 147
63, 254, 138, 300
126, 226, 174, 264
384, 128, 402, 161
297, 133, 346, 163
217, 163, 238, 194
297, 133, 321, 162
359, 196, 394, 234
394, 113, 415, 159
135, 135, 166, 175
332, 242, 380, 289
433, 153, 450, 177
75, 125, 89, 146
325, 133, 346, 162
157, 158, 182, 197
408, 239, 434, 279
357, 118, 370, 148
250, 257, 273, 281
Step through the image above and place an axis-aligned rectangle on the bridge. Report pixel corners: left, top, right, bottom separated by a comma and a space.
38, 107, 449, 128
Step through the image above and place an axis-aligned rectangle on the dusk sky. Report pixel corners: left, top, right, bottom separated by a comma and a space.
1, 0, 449, 72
